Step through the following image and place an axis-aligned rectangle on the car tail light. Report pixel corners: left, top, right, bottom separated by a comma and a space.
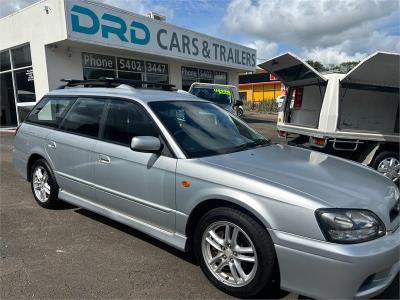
278, 130, 287, 138
294, 87, 303, 109
310, 137, 327, 147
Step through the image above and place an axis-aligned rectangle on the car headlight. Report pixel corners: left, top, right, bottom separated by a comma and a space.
316, 209, 386, 244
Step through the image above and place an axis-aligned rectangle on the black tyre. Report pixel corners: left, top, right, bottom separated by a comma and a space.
30, 159, 60, 208
371, 151, 400, 184
194, 207, 277, 298
236, 107, 244, 117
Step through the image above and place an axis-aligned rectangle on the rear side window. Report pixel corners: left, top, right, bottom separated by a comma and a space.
60, 98, 105, 138
26, 97, 74, 128
102, 100, 158, 146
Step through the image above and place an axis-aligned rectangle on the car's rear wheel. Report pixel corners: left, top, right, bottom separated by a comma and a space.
194, 207, 277, 298
371, 151, 400, 184
31, 159, 60, 208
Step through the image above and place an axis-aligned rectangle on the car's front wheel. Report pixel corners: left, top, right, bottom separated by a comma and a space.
194, 207, 277, 298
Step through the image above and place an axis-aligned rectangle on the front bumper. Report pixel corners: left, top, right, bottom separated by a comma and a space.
269, 228, 400, 299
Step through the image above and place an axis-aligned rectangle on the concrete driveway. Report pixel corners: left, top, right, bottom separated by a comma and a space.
1, 115, 398, 299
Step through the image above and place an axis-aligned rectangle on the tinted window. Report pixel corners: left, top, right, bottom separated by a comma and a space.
0, 72, 17, 127
17, 106, 34, 122
11, 45, 32, 69
0, 51, 11, 72
83, 68, 116, 80
61, 99, 105, 137
103, 100, 158, 146
14, 68, 36, 103
191, 87, 232, 105
26, 97, 74, 128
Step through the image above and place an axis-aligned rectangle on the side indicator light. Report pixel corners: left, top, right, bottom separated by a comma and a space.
181, 181, 191, 188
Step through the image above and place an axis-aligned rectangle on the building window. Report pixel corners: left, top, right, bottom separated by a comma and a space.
0, 51, 11, 72
81, 52, 170, 86
0, 72, 17, 127
145, 61, 169, 85
116, 57, 144, 81
181, 67, 198, 91
83, 68, 116, 80
0, 44, 36, 127
214, 71, 228, 85
198, 69, 214, 83
11, 45, 32, 69
181, 67, 228, 91
14, 68, 36, 103
82, 53, 116, 80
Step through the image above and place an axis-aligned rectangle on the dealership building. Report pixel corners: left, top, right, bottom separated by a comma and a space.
0, 0, 256, 128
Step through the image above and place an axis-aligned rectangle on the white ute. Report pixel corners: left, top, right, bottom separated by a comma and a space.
259, 52, 400, 183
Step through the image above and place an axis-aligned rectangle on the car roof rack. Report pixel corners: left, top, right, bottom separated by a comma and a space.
58, 78, 176, 91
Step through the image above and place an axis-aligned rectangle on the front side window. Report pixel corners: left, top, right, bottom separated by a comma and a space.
26, 97, 75, 128
103, 100, 158, 146
60, 99, 105, 138
150, 101, 268, 158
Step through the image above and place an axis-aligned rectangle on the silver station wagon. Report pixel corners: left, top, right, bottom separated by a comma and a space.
13, 79, 399, 299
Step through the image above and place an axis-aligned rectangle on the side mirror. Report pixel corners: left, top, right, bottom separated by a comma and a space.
131, 136, 161, 153
234, 100, 244, 107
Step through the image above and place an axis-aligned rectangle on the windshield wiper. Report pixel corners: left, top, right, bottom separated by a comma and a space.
231, 139, 270, 152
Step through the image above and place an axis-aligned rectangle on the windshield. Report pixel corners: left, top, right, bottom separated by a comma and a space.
149, 101, 268, 158
190, 87, 232, 106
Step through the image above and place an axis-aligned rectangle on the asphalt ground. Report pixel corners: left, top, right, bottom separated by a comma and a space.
1, 113, 398, 299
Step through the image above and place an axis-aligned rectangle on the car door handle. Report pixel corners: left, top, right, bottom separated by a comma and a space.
98, 155, 111, 164
47, 141, 56, 149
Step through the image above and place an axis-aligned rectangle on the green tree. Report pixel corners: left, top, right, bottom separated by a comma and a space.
337, 61, 360, 73
306, 60, 326, 72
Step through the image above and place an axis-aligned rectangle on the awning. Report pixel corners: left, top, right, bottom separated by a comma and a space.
258, 52, 327, 86
341, 52, 400, 88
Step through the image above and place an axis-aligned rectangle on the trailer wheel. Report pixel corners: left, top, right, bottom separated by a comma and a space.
371, 151, 400, 184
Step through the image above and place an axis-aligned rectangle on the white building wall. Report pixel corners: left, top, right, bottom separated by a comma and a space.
1, 0, 246, 101
0, 0, 68, 99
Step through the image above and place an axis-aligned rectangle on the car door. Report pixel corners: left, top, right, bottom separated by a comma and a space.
93, 99, 177, 232
47, 97, 106, 201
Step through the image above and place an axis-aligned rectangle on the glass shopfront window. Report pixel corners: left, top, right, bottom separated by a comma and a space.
11, 45, 32, 69
14, 68, 36, 103
0, 72, 17, 127
0, 51, 11, 72
214, 71, 228, 85
82, 53, 116, 80
145, 61, 169, 85
81, 52, 170, 86
83, 68, 116, 80
182, 67, 227, 90
181, 67, 198, 91
0, 44, 36, 127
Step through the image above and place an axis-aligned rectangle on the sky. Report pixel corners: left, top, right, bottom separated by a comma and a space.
1, 0, 399, 65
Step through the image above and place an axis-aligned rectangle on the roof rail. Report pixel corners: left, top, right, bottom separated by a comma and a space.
58, 78, 176, 91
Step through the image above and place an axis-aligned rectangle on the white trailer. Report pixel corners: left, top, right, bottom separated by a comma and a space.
259, 52, 400, 183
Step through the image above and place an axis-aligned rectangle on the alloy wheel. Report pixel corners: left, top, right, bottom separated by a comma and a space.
377, 157, 400, 183
32, 166, 51, 202
201, 221, 257, 287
